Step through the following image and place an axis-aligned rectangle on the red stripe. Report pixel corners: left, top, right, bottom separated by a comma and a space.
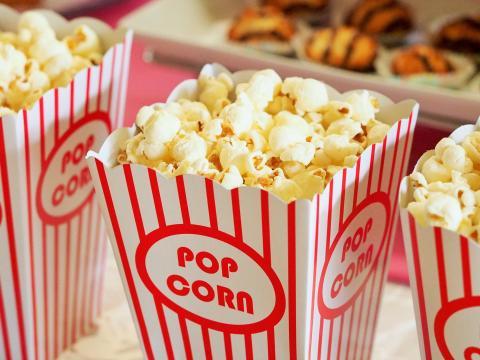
54, 89, 59, 140
206, 179, 218, 230
0, 284, 11, 360
288, 203, 297, 360
353, 156, 361, 207
367, 116, 412, 358
85, 68, 91, 115
71, 211, 83, 342
116, 41, 128, 129
434, 228, 449, 305
376, 136, 387, 192
366, 145, 375, 196
326, 179, 334, 251
107, 46, 117, 113
179, 317, 193, 360
147, 170, 175, 359
231, 189, 243, 241
69, 80, 75, 125
345, 303, 355, 359
387, 124, 402, 194
326, 319, 334, 359
201, 326, 213, 360
85, 206, 98, 330
80, 203, 94, 334
97, 64, 103, 110
42, 224, 49, 360
124, 165, 146, 235
54, 226, 59, 357
245, 333, 253, 360
336, 314, 344, 360
339, 169, 346, 225
460, 236, 472, 298
308, 195, 320, 359
317, 319, 324, 359
409, 215, 432, 359
95, 227, 108, 319
63, 221, 72, 349
223, 332, 233, 360
176, 176, 190, 224
261, 191, 276, 359
352, 291, 366, 358
148, 169, 166, 228
0, 121, 27, 360
95, 160, 155, 359
90, 207, 103, 324
23, 110, 38, 360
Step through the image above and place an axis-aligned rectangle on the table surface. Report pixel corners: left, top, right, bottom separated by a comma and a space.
58, 246, 421, 360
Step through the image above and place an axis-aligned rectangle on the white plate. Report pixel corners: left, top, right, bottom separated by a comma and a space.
120, 0, 480, 125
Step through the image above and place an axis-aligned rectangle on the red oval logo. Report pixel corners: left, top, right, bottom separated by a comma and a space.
318, 192, 390, 318
36, 111, 110, 224
136, 224, 286, 333
435, 296, 480, 360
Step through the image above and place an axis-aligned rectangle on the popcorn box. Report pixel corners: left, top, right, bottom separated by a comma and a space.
87, 64, 418, 359
0, 6, 132, 360
400, 118, 480, 360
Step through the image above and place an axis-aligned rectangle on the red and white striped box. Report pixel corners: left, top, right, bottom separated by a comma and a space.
87, 64, 418, 359
0, 6, 132, 360
400, 118, 480, 360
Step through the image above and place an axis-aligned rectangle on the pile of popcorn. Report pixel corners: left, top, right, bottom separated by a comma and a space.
0, 11, 103, 115
119, 69, 391, 202
408, 134, 480, 242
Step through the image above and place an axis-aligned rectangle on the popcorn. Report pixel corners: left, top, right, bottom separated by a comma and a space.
121, 69, 391, 202
0, 11, 104, 113
281, 77, 328, 114
408, 131, 480, 242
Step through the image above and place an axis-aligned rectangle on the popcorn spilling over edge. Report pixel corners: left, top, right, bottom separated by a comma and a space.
408, 135, 480, 242
118, 70, 390, 203
0, 11, 103, 115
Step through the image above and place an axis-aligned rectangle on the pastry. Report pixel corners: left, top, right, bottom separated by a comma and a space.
345, 0, 413, 36
391, 45, 453, 76
228, 6, 295, 53
434, 15, 480, 54
264, 0, 328, 15
305, 26, 378, 72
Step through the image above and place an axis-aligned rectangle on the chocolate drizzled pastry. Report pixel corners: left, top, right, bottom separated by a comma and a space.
391, 45, 453, 76
345, 0, 413, 35
305, 26, 378, 72
264, 0, 328, 15
434, 15, 480, 54
229, 6, 295, 44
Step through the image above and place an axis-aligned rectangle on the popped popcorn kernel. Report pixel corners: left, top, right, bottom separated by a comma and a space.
408, 131, 480, 243
0, 11, 104, 113
122, 69, 390, 202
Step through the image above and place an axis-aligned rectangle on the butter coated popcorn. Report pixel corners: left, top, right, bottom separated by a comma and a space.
120, 69, 391, 202
0, 11, 104, 113
408, 131, 480, 242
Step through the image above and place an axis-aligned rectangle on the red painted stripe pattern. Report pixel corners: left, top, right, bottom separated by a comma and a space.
0, 32, 132, 359
87, 107, 416, 359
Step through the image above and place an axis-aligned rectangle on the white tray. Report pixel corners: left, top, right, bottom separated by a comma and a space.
119, 0, 480, 125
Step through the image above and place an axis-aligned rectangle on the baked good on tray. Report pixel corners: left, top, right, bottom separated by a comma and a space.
305, 26, 378, 72
264, 0, 329, 25
391, 44, 453, 76
264, 0, 328, 15
345, 0, 413, 46
433, 14, 480, 54
228, 6, 296, 55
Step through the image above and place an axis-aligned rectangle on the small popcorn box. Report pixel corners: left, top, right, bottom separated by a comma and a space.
87, 64, 418, 359
0, 6, 132, 360
400, 118, 480, 360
